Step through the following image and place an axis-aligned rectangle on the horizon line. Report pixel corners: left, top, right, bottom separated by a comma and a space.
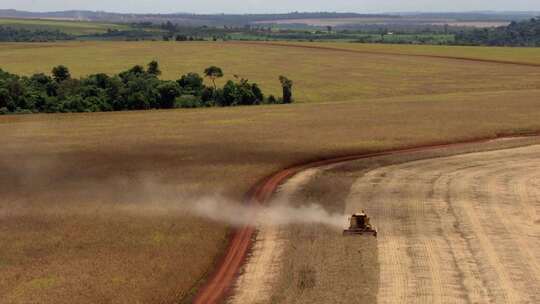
2, 8, 540, 16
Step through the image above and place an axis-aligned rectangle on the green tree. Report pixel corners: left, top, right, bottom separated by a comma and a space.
204, 66, 224, 90
175, 35, 188, 41
0, 61, 277, 114
147, 60, 161, 76
52, 65, 71, 83
7, 79, 27, 110
178, 72, 204, 94
175, 95, 202, 108
201, 87, 215, 105
157, 81, 181, 108
126, 91, 150, 110
219, 80, 237, 106
30, 73, 53, 87
217, 78, 261, 106
128, 65, 146, 75
251, 83, 263, 103
279, 75, 293, 104
0, 88, 11, 110
106, 77, 123, 110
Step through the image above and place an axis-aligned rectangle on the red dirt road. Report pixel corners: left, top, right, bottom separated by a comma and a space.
192, 133, 539, 304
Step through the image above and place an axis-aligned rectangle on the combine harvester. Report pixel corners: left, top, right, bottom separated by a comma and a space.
343, 211, 377, 237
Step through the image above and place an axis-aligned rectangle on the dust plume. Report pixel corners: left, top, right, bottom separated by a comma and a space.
108, 168, 347, 229
188, 197, 347, 229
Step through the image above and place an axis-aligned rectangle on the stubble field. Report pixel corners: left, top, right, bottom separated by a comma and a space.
1, 41, 540, 303
270, 136, 540, 304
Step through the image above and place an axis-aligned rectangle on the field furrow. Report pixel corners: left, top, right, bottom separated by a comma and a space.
346, 145, 540, 304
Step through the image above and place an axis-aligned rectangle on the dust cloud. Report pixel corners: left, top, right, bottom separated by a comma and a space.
1, 193, 347, 229
106, 193, 347, 230
188, 197, 347, 229
1, 135, 346, 229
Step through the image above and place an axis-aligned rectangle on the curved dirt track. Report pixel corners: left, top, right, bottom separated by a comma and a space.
192, 134, 539, 304
229, 168, 321, 304
232, 41, 540, 67
347, 144, 540, 303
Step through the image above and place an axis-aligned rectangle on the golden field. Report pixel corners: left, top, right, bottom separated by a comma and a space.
0, 41, 539, 103
293, 41, 540, 65
1, 41, 540, 303
272, 136, 540, 304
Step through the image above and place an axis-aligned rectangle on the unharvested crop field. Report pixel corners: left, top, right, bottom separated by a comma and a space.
0, 41, 539, 103
293, 41, 540, 65
1, 41, 540, 303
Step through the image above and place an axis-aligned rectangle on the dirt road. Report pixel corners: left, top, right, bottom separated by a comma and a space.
229, 168, 321, 304
346, 145, 540, 303
193, 136, 540, 304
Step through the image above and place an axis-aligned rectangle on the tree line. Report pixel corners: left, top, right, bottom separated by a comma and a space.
0, 61, 293, 114
0, 26, 73, 42
3, 18, 538, 46
455, 18, 540, 46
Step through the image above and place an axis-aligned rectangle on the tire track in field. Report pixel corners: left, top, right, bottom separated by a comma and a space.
349, 160, 476, 303
346, 145, 540, 304
480, 164, 540, 302
430, 168, 489, 304
453, 163, 524, 303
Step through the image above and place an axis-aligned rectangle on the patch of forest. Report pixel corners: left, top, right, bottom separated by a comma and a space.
455, 18, 540, 46
0, 62, 293, 114
0, 26, 73, 42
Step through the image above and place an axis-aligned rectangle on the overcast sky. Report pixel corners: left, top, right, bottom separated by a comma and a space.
3, 0, 540, 14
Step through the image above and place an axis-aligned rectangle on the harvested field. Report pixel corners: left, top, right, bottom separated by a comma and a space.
348, 144, 540, 303
269, 164, 379, 304
270, 136, 540, 304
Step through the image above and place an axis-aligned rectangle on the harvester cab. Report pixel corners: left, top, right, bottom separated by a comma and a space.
343, 211, 377, 237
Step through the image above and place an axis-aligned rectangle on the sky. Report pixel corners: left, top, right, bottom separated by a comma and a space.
2, 0, 540, 14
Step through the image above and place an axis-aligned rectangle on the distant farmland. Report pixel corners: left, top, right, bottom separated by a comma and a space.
0, 18, 130, 35
253, 17, 510, 28
0, 41, 539, 103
